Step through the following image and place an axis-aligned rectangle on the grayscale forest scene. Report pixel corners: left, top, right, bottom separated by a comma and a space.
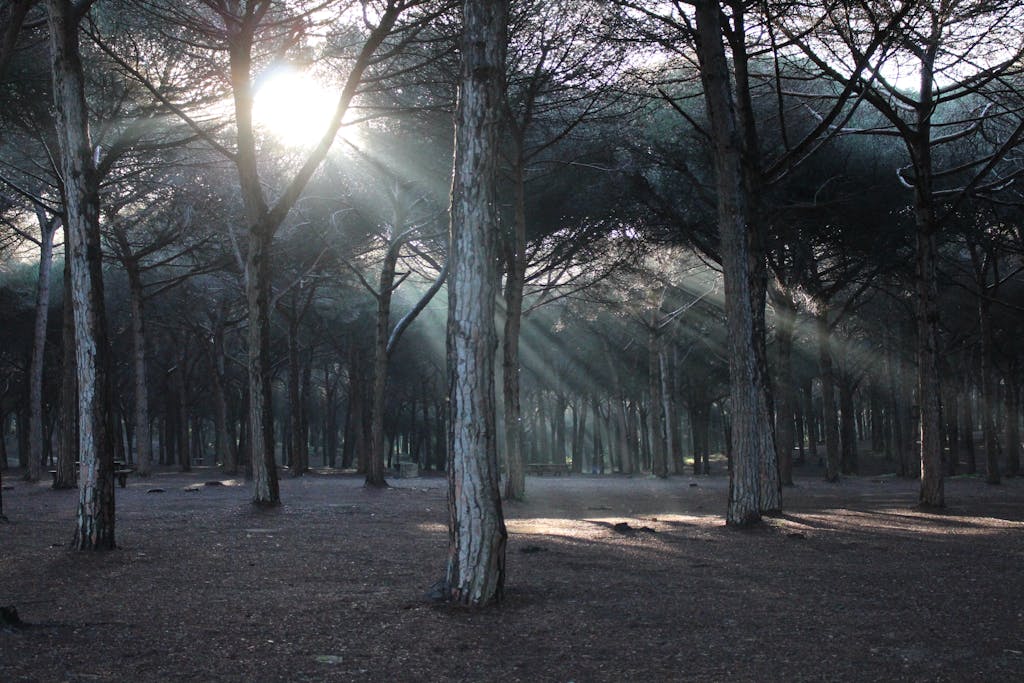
2, 1, 1023, 680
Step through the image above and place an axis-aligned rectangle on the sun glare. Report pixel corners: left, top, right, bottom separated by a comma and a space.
253, 66, 348, 148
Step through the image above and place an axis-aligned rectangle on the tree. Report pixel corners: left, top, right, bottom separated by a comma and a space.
685, 0, 773, 524
781, 0, 1024, 505
442, 0, 509, 606
106, 0, 426, 504
46, 0, 116, 550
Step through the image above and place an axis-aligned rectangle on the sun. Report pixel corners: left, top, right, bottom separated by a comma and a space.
253, 66, 348, 148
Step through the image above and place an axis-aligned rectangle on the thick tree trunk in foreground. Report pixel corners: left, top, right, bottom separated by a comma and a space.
694, 0, 775, 526
47, 0, 116, 550
443, 0, 509, 606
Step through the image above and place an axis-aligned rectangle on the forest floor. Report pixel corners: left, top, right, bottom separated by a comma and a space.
2, 458, 1024, 682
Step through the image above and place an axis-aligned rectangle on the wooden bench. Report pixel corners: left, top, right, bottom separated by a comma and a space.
49, 462, 134, 488
525, 463, 570, 476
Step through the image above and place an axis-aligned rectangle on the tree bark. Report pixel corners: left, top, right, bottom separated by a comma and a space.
47, 0, 116, 550
694, 0, 776, 525
27, 209, 59, 483
55, 253, 77, 489
367, 240, 402, 488
443, 0, 509, 606
125, 259, 153, 477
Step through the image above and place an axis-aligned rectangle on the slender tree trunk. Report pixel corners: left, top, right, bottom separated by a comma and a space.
27, 210, 58, 483
125, 260, 153, 477
803, 379, 818, 465
48, 0, 116, 550
978, 296, 1001, 485
367, 242, 401, 488
501, 151, 527, 501
690, 401, 711, 475
55, 254, 78, 489
839, 374, 857, 475
442, 0, 509, 606
288, 318, 307, 478
175, 352, 190, 472
245, 228, 279, 504
772, 288, 796, 485
816, 311, 840, 482
910, 79, 944, 504
648, 326, 667, 478
1005, 370, 1020, 478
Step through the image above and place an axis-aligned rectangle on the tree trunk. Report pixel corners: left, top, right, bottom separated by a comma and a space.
48, 0, 116, 549
816, 312, 840, 482
55, 255, 78, 489
1004, 370, 1020, 478
771, 287, 796, 486
26, 210, 58, 483
690, 400, 711, 475
442, 0, 509, 606
175, 351, 190, 472
978, 295, 1001, 485
648, 327, 667, 478
288, 318, 307, 478
839, 374, 857, 475
943, 378, 959, 476
501, 150, 527, 501
245, 228, 279, 504
694, 0, 776, 524
367, 241, 401, 488
125, 260, 153, 477
803, 378, 818, 465
961, 374, 976, 474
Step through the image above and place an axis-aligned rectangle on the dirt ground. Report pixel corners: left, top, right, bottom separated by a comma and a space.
2, 462, 1023, 682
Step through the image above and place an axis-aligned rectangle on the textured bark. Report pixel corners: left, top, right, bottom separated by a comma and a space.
694, 0, 775, 525
367, 241, 402, 488
961, 374, 977, 474
245, 228, 279, 504
443, 0, 508, 607
27, 210, 59, 483
47, 0, 116, 550
54, 253, 78, 489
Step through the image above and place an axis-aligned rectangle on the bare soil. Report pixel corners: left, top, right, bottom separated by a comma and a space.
2, 463, 1023, 682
